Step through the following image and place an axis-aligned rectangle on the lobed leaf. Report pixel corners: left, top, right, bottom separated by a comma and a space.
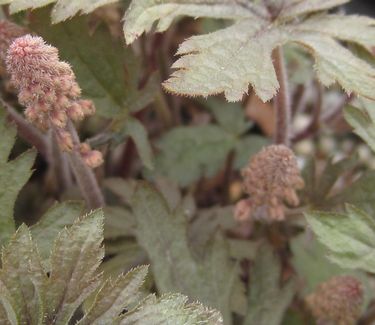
44, 210, 105, 324
305, 205, 375, 273
125, 0, 375, 102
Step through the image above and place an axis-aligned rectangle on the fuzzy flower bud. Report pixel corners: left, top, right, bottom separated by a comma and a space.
306, 276, 363, 325
79, 143, 103, 169
235, 145, 304, 221
6, 35, 95, 130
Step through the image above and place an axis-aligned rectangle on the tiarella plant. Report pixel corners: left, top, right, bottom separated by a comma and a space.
0, 0, 375, 324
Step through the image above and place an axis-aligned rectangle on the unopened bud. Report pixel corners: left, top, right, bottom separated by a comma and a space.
78, 99, 95, 116
50, 109, 67, 128
238, 145, 304, 221
67, 102, 85, 121
306, 276, 363, 325
79, 143, 103, 168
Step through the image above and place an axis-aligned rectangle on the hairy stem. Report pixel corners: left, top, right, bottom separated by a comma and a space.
2, 99, 50, 160
273, 46, 291, 146
66, 121, 105, 209
50, 131, 74, 191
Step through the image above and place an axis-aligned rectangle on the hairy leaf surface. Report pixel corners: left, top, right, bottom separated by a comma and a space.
125, 0, 375, 102
119, 294, 222, 324
44, 210, 105, 324
0, 205, 221, 324
78, 266, 148, 325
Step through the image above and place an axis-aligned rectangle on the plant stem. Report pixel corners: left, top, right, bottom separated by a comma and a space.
50, 131, 74, 191
273, 46, 291, 146
66, 121, 105, 209
2, 99, 50, 160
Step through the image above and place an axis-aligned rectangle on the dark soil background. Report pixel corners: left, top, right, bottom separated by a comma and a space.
347, 0, 375, 16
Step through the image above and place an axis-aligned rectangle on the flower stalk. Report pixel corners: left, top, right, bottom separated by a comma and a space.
273, 46, 291, 146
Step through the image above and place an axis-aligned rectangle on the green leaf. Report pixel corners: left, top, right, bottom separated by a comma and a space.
0, 225, 45, 325
205, 98, 249, 136
125, 1, 375, 102
292, 233, 366, 294
103, 206, 136, 239
100, 241, 147, 279
123, 0, 258, 44
279, 0, 350, 18
0, 200, 221, 323
244, 243, 296, 325
118, 293, 222, 325
78, 266, 148, 325
152, 125, 236, 187
344, 104, 375, 153
333, 171, 375, 215
234, 135, 270, 170
131, 182, 237, 323
44, 210, 105, 324
30, 201, 84, 263
4, 0, 117, 23
0, 109, 36, 246
305, 205, 375, 273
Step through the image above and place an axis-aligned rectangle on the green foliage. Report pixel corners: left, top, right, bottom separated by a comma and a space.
301, 156, 357, 208
1, 0, 117, 23
124, 0, 375, 102
0, 209, 222, 324
150, 100, 268, 186
0, 109, 36, 246
306, 205, 375, 273
244, 243, 296, 325
152, 125, 235, 186
131, 182, 238, 323
30, 201, 84, 263
344, 103, 375, 153
333, 171, 375, 215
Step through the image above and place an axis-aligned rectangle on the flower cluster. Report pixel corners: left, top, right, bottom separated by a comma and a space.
306, 276, 363, 325
235, 144, 304, 221
6, 35, 102, 168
